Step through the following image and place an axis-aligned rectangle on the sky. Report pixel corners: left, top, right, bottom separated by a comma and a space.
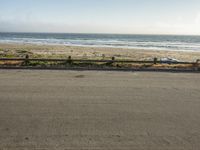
0, 0, 200, 35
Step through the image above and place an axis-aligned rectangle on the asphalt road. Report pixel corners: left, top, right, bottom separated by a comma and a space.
0, 70, 200, 150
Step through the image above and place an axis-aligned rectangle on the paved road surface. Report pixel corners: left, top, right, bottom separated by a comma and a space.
0, 70, 200, 150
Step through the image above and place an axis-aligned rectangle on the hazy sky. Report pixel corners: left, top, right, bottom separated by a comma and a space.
0, 0, 200, 35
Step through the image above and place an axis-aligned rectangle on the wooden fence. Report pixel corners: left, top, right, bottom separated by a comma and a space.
0, 57, 198, 64
0, 56, 199, 71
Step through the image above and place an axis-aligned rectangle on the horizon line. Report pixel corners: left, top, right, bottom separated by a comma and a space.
0, 31, 200, 36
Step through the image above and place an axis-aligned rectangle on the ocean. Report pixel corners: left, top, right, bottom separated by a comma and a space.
0, 32, 200, 52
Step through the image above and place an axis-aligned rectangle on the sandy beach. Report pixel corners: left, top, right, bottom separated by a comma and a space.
1, 43, 200, 62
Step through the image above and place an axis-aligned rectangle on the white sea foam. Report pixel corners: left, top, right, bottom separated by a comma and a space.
0, 33, 200, 52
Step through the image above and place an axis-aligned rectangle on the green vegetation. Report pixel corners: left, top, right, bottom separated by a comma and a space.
17, 50, 29, 54
0, 58, 198, 70
0, 50, 199, 70
3, 54, 16, 58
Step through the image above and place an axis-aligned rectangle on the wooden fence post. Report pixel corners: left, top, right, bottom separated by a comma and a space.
154, 57, 157, 64
68, 56, 72, 65
112, 57, 115, 61
196, 59, 200, 71
25, 54, 29, 65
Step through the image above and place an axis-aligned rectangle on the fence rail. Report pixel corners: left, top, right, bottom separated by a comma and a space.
0, 57, 198, 65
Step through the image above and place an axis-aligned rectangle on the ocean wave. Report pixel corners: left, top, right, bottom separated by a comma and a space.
0, 33, 200, 52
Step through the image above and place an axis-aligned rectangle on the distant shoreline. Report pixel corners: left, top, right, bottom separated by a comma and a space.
1, 31, 200, 37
